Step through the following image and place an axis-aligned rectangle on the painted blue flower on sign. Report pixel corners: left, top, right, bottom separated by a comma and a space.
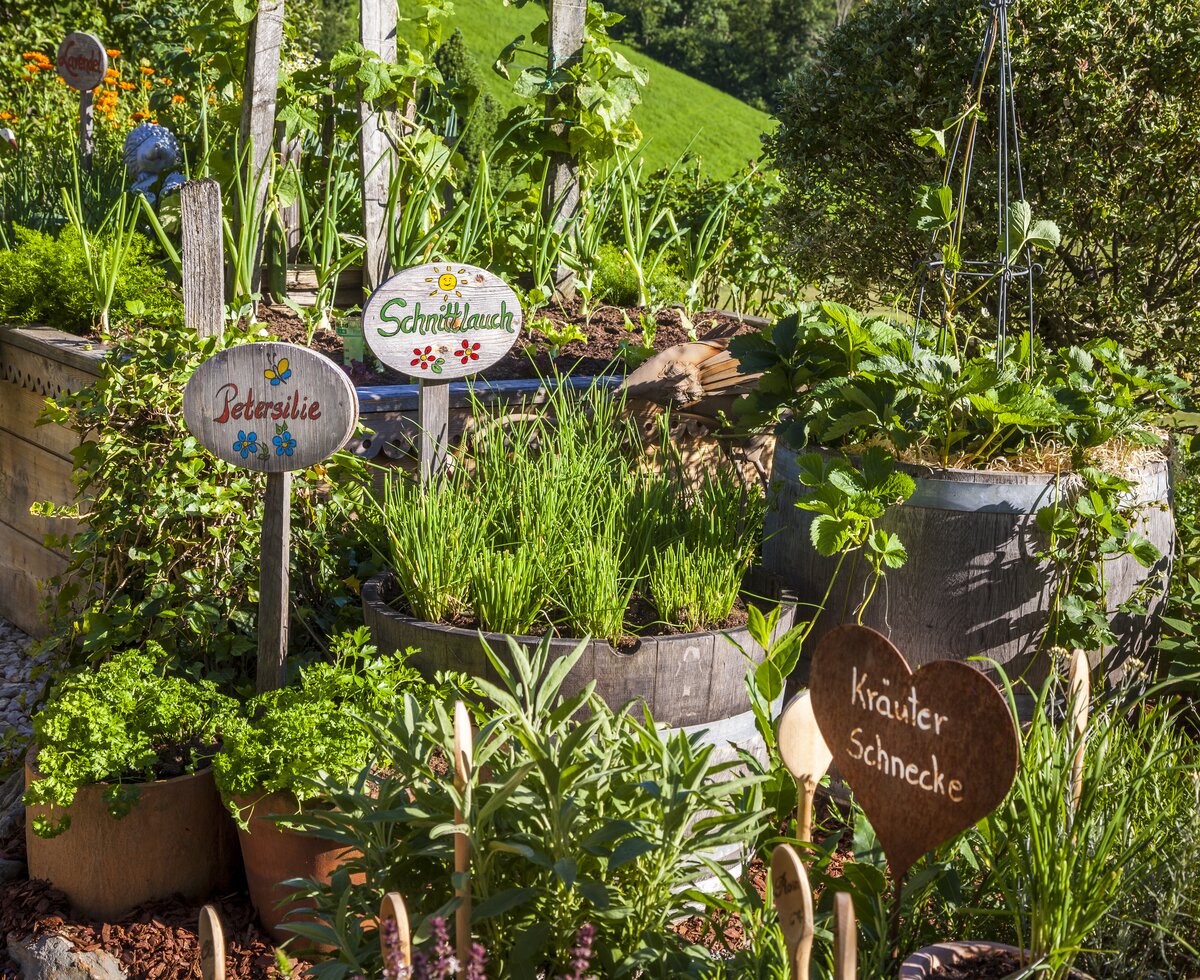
233, 430, 258, 459
273, 430, 297, 456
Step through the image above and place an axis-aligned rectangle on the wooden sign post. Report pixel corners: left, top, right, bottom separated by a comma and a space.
56, 32, 106, 170
183, 342, 359, 691
379, 892, 413, 974
453, 700, 474, 978
1067, 648, 1089, 808
777, 690, 833, 845
808, 624, 1019, 892
832, 891, 857, 980
771, 843, 814, 980
363, 263, 523, 481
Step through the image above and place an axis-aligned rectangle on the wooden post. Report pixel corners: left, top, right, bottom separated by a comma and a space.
181, 179, 226, 338
1068, 648, 1090, 808
832, 892, 857, 980
419, 380, 450, 483
453, 701, 474, 977
239, 0, 285, 297
279, 132, 302, 260
256, 470, 291, 692
771, 843, 814, 980
358, 0, 397, 293
544, 0, 587, 300
79, 87, 95, 170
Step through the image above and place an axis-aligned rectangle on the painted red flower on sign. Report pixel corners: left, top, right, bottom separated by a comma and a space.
411, 345, 436, 370
457, 339, 481, 364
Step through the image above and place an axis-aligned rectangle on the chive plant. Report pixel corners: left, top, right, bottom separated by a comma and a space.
364, 382, 764, 642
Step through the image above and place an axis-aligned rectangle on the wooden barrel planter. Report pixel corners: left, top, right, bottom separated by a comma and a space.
24, 750, 239, 920
231, 790, 363, 945
764, 446, 1174, 688
362, 572, 796, 769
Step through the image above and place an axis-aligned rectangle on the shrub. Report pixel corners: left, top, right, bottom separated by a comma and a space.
766, 0, 1200, 366
0, 224, 180, 330
35, 324, 374, 687
24, 645, 237, 838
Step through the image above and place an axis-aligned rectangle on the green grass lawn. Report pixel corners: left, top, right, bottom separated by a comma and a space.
397, 0, 772, 176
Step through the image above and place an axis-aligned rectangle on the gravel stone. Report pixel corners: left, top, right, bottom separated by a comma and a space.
7, 934, 127, 980
0, 618, 43, 766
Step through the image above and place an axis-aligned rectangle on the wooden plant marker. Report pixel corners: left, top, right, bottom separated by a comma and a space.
379, 892, 413, 974
198, 905, 225, 980
777, 690, 833, 845
183, 343, 359, 691
771, 843, 813, 980
808, 625, 1020, 883
363, 263, 522, 482
832, 891, 856, 980
1068, 648, 1090, 808
453, 700, 474, 977
56, 33, 106, 170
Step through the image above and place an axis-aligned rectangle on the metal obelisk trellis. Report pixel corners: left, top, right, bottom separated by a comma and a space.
912, 0, 1040, 365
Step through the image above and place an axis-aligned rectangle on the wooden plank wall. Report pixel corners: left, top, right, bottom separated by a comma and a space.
0, 327, 101, 637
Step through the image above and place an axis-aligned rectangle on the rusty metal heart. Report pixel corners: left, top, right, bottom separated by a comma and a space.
808, 624, 1019, 879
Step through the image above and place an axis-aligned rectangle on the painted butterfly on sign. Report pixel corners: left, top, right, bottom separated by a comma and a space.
264, 358, 292, 385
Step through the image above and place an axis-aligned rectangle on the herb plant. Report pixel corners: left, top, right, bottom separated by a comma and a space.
362, 382, 763, 643
283, 635, 772, 979
24, 646, 237, 839
34, 324, 372, 686
212, 627, 460, 824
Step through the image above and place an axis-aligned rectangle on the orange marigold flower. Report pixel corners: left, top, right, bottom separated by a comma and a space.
131, 110, 150, 121
139, 66, 154, 75
171, 93, 185, 104
23, 65, 39, 73
105, 67, 118, 77
0, 110, 13, 121
119, 81, 135, 91
142, 80, 152, 89
106, 48, 120, 58
159, 77, 172, 85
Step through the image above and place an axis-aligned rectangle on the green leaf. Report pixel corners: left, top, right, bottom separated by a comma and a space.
811, 514, 851, 556
909, 126, 947, 157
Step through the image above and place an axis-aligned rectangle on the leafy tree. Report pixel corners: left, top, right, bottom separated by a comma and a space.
604, 0, 837, 111
766, 0, 1200, 367
428, 29, 502, 180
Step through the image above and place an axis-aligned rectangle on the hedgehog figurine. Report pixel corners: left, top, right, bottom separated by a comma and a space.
123, 122, 184, 204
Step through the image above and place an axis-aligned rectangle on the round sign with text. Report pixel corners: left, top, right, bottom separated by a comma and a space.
363, 262, 522, 380
183, 343, 359, 473
56, 33, 107, 91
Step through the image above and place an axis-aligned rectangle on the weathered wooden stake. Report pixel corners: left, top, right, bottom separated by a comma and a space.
379, 892, 413, 972
358, 0, 397, 293
79, 87, 95, 171
181, 179, 226, 338
771, 843, 814, 980
544, 0, 587, 300
832, 891, 857, 980
1068, 648, 1090, 809
453, 701, 474, 977
256, 471, 291, 692
419, 380, 450, 483
198, 905, 225, 980
239, 0, 285, 296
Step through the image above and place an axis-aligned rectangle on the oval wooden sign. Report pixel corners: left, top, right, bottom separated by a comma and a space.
362, 262, 522, 380
183, 342, 358, 473
808, 625, 1019, 880
57, 33, 107, 90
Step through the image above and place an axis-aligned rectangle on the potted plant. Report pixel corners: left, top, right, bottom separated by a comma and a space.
23, 646, 240, 919
359, 381, 796, 764
211, 627, 459, 941
899, 663, 1189, 979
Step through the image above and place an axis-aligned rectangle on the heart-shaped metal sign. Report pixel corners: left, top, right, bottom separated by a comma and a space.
808, 624, 1019, 879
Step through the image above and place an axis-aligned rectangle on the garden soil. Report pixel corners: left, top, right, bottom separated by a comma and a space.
257, 300, 761, 387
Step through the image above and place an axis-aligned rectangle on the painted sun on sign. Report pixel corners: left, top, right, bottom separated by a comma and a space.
426, 266, 473, 298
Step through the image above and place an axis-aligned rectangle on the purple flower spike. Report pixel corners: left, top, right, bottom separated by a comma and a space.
558, 922, 596, 980
465, 942, 488, 980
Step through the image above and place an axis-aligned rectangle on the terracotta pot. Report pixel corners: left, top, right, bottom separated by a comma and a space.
232, 789, 363, 944
24, 748, 239, 920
